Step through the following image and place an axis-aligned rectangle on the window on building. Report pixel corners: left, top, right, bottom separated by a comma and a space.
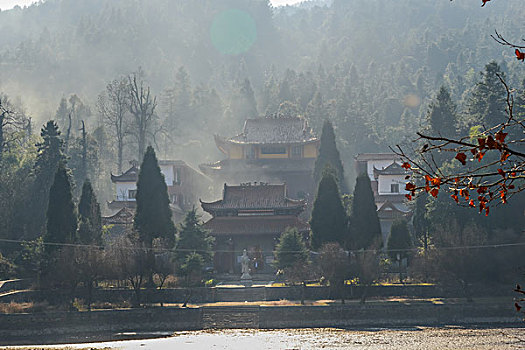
174, 168, 181, 185
128, 189, 137, 199
390, 184, 399, 193
261, 146, 286, 154
291, 145, 302, 158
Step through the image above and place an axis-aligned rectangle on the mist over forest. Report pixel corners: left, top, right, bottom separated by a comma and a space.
0, 0, 524, 200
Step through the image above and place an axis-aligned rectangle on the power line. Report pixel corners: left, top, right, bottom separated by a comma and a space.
1, 238, 524, 255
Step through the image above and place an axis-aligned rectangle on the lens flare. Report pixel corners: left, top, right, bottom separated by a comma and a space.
210, 9, 257, 55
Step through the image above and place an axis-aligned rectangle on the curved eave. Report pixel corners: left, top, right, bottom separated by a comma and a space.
226, 138, 319, 145
214, 135, 229, 155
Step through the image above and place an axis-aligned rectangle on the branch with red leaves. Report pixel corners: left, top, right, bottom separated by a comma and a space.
393, 77, 525, 215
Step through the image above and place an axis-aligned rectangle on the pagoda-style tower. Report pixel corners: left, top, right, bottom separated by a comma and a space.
199, 116, 320, 199
201, 183, 309, 274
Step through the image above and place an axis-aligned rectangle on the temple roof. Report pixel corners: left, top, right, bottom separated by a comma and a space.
221, 116, 318, 145
102, 207, 135, 225
201, 183, 305, 214
199, 158, 315, 175
373, 162, 408, 177
111, 165, 139, 182
203, 215, 309, 236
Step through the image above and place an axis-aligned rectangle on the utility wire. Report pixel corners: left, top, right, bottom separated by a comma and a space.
1, 238, 524, 255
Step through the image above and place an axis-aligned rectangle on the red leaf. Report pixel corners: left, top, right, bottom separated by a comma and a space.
508, 185, 515, 190
405, 183, 416, 191
516, 49, 525, 62
405, 194, 412, 201
500, 152, 510, 162
430, 178, 441, 187
477, 138, 486, 149
495, 131, 508, 144
497, 168, 505, 178
451, 194, 459, 203
455, 152, 467, 165
424, 175, 432, 182
476, 152, 485, 162
469, 199, 475, 207
401, 162, 411, 170
481, 0, 491, 6
485, 206, 490, 216
476, 186, 487, 194
430, 188, 439, 198
515, 303, 522, 312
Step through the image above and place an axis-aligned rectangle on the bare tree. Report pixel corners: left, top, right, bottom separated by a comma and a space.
128, 71, 157, 161
0, 95, 29, 163
98, 77, 130, 173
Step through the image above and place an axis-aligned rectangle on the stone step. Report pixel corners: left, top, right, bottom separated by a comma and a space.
213, 287, 266, 302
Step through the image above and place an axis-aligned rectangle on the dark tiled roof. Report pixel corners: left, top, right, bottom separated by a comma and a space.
373, 162, 408, 177
199, 158, 315, 174
201, 183, 305, 213
203, 215, 309, 236
226, 117, 318, 144
111, 165, 139, 182
102, 207, 135, 225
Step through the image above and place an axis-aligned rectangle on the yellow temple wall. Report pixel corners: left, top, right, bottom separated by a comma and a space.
303, 143, 318, 158
228, 145, 244, 159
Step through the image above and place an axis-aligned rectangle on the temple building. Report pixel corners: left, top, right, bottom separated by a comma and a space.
199, 116, 320, 200
355, 153, 412, 244
201, 183, 309, 274
105, 160, 212, 226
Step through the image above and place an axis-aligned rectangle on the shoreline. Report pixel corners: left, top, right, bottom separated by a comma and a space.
0, 300, 522, 346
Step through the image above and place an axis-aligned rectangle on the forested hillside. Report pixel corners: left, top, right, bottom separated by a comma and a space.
0, 0, 524, 184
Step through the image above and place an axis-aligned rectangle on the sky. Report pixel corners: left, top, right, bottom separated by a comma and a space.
0, 0, 305, 10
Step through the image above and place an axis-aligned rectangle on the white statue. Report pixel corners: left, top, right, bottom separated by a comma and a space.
240, 249, 252, 280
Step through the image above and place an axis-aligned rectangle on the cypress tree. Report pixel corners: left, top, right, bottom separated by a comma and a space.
26, 121, 65, 239
313, 120, 346, 192
348, 173, 382, 250
310, 166, 347, 249
428, 86, 457, 139
134, 146, 175, 247
78, 179, 102, 245
45, 162, 77, 252
387, 219, 412, 261
175, 208, 214, 266
274, 227, 309, 270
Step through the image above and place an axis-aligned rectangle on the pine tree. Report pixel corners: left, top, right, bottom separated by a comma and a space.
428, 86, 457, 139
348, 173, 382, 250
310, 167, 348, 249
26, 121, 65, 239
313, 120, 347, 192
44, 162, 77, 253
78, 179, 102, 245
134, 146, 175, 247
274, 227, 309, 270
469, 61, 506, 129
175, 208, 214, 266
387, 219, 412, 261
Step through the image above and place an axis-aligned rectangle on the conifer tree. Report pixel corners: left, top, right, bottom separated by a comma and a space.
313, 120, 346, 192
387, 219, 412, 261
274, 227, 309, 270
78, 179, 102, 245
175, 208, 214, 266
26, 121, 65, 239
428, 86, 457, 139
310, 167, 347, 249
348, 173, 382, 250
134, 146, 175, 247
45, 162, 77, 252
469, 61, 506, 129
